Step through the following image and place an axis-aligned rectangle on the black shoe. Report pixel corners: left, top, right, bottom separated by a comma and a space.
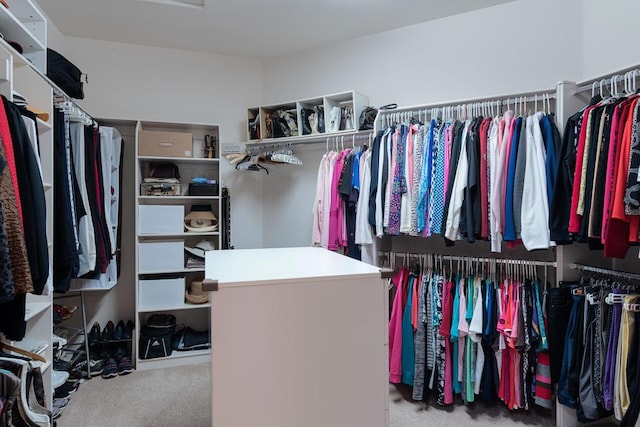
113, 320, 125, 340
102, 320, 115, 342
124, 320, 134, 339
54, 381, 78, 399
88, 322, 101, 345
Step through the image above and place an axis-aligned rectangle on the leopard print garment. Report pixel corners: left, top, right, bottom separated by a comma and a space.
0, 133, 33, 295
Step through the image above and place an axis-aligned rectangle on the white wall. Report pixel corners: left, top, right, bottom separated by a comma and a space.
581, 0, 640, 81
259, 0, 584, 248
61, 37, 266, 251
54, 38, 266, 328
46, 19, 65, 52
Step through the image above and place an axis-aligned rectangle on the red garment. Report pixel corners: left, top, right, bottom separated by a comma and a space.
0, 99, 23, 227
479, 118, 492, 239
608, 99, 639, 257
604, 100, 634, 256
388, 269, 407, 383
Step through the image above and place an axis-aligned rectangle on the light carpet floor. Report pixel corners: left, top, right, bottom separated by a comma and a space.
57, 363, 555, 427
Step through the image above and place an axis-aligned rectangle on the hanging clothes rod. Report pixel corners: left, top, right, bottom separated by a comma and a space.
569, 263, 640, 281
245, 131, 373, 153
381, 252, 557, 267
53, 88, 95, 124
574, 69, 640, 96
574, 62, 640, 94
376, 89, 557, 116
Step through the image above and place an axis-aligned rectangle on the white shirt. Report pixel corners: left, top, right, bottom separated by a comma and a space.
490, 111, 514, 252
521, 113, 551, 250
70, 121, 97, 276
355, 150, 373, 245
444, 120, 470, 241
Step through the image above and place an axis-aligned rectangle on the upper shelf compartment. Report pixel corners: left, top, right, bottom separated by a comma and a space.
247, 90, 369, 142
0, 0, 47, 73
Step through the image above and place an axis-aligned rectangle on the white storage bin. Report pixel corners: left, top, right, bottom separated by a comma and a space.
139, 205, 183, 234
139, 278, 184, 309
138, 241, 184, 273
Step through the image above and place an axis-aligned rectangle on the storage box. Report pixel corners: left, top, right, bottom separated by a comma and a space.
188, 182, 219, 196
139, 130, 193, 158
139, 205, 183, 234
138, 241, 184, 273
140, 181, 181, 196
139, 278, 185, 309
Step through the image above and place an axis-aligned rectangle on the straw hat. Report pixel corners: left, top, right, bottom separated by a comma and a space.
185, 279, 208, 304
184, 205, 218, 232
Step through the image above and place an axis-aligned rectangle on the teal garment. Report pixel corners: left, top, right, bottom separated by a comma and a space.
451, 275, 461, 395
401, 275, 415, 385
466, 275, 474, 323
534, 280, 549, 351
451, 274, 461, 340
465, 275, 475, 403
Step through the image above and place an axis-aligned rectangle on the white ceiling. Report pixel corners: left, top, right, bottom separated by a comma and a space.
37, 0, 514, 59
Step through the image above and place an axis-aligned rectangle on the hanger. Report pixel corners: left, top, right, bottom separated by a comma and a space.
0, 341, 46, 363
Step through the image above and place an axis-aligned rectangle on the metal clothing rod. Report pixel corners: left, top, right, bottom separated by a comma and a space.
575, 62, 640, 91
245, 132, 374, 155
376, 89, 557, 116
53, 88, 94, 122
382, 252, 556, 267
574, 68, 640, 96
570, 263, 640, 281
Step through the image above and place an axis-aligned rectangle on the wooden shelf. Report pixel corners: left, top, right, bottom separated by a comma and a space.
138, 155, 220, 164
138, 195, 219, 204
136, 349, 211, 371
138, 267, 205, 275
139, 231, 219, 239
138, 303, 211, 313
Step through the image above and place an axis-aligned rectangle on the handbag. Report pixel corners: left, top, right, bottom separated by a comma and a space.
359, 103, 397, 131
47, 48, 86, 100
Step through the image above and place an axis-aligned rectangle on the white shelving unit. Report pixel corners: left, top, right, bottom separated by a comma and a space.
247, 90, 368, 142
134, 120, 220, 370
0, 0, 47, 73
0, 34, 54, 410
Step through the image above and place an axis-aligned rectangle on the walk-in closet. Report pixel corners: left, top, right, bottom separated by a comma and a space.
2, 0, 640, 426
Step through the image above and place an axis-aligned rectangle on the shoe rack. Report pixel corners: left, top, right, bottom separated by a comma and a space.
246, 90, 368, 142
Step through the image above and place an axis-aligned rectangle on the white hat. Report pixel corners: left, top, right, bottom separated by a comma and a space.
184, 240, 216, 258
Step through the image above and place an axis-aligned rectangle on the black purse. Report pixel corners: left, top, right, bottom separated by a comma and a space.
359, 104, 397, 130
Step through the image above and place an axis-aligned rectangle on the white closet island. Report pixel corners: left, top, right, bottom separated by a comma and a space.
204, 247, 389, 427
